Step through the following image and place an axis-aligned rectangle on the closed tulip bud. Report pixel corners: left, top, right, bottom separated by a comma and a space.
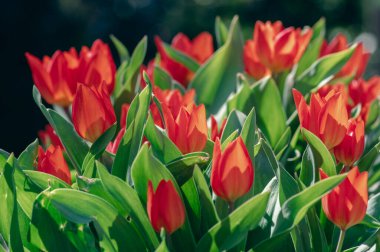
72, 82, 116, 143
38, 124, 63, 149
320, 167, 368, 230
147, 180, 185, 234
37, 145, 71, 184
155, 32, 214, 87
211, 137, 254, 203
245, 21, 312, 75
210, 115, 227, 142
25, 49, 79, 106
293, 88, 349, 150
320, 34, 370, 79
334, 118, 365, 167
163, 104, 207, 154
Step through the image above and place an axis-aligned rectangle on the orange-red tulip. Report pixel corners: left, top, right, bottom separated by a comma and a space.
72, 82, 116, 143
244, 21, 312, 77
334, 118, 365, 167
320, 34, 370, 79
155, 32, 214, 87
293, 88, 349, 150
162, 103, 207, 154
210, 115, 227, 142
211, 137, 254, 203
25, 49, 79, 106
320, 167, 368, 230
38, 124, 63, 149
106, 128, 125, 154
26, 40, 116, 106
37, 145, 71, 184
147, 180, 185, 234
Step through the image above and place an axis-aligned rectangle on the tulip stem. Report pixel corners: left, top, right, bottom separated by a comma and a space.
335, 229, 346, 252
228, 201, 235, 214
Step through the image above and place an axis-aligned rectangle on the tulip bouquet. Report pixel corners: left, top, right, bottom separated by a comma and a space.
1, 16, 380, 252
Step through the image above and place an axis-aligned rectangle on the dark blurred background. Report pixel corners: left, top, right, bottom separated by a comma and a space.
1, 0, 380, 154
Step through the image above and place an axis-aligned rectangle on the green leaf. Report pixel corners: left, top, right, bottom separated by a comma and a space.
189, 15, 244, 115
112, 81, 152, 182
153, 65, 172, 90
300, 146, 316, 186
196, 192, 270, 251
181, 178, 202, 239
33, 86, 89, 172
131, 145, 196, 251
17, 139, 39, 170
215, 16, 228, 47
302, 128, 336, 176
82, 124, 116, 177
221, 110, 246, 142
110, 34, 130, 63
166, 152, 209, 186
240, 107, 256, 160
159, 41, 200, 72
227, 80, 252, 114
23, 170, 70, 190
48, 188, 147, 251
97, 163, 159, 250
0, 155, 24, 252
358, 141, 380, 172
295, 45, 356, 94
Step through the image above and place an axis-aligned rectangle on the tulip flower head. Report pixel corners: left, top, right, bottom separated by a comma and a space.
320, 167, 368, 231
210, 115, 227, 142
37, 145, 71, 184
320, 34, 370, 80
38, 124, 63, 149
72, 82, 116, 143
155, 32, 214, 86
334, 118, 365, 167
211, 137, 254, 203
293, 88, 349, 150
244, 21, 312, 78
147, 180, 185, 234
163, 103, 208, 154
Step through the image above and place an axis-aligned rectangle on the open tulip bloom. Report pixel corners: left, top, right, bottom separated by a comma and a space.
2, 15, 380, 252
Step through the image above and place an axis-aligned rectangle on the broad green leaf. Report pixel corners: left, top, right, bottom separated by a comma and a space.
110, 34, 130, 63
227, 81, 252, 114
181, 178, 202, 239
159, 41, 200, 72
48, 188, 147, 251
358, 141, 380, 172
153, 65, 172, 90
166, 152, 209, 186
33, 86, 89, 172
300, 146, 316, 186
295, 45, 356, 94
189, 15, 244, 115
215, 16, 228, 47
17, 139, 38, 170
0, 155, 24, 252
23, 170, 70, 190
302, 128, 336, 176
240, 107, 256, 160
196, 192, 270, 251
131, 145, 196, 251
220, 110, 246, 142
97, 163, 159, 250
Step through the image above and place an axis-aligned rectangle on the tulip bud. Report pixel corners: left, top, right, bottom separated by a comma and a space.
38, 124, 63, 149
334, 118, 365, 167
320, 167, 368, 230
293, 88, 349, 150
211, 137, 254, 203
37, 145, 71, 184
163, 104, 207, 154
72, 82, 116, 143
147, 180, 185, 234
106, 128, 125, 154
210, 115, 227, 142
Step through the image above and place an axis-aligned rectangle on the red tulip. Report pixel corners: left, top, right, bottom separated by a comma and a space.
163, 104, 207, 154
147, 180, 185, 234
211, 137, 254, 203
320, 167, 368, 230
120, 103, 130, 129
293, 88, 349, 150
72, 82, 116, 143
210, 115, 227, 142
320, 34, 370, 79
106, 128, 125, 154
155, 32, 214, 87
244, 21, 312, 77
38, 124, 63, 149
334, 118, 365, 167
37, 145, 71, 184
25, 49, 79, 106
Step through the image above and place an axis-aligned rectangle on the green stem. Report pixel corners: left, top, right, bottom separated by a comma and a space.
228, 201, 235, 214
335, 229, 346, 252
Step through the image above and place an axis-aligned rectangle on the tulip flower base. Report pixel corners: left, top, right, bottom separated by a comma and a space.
2, 16, 380, 252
